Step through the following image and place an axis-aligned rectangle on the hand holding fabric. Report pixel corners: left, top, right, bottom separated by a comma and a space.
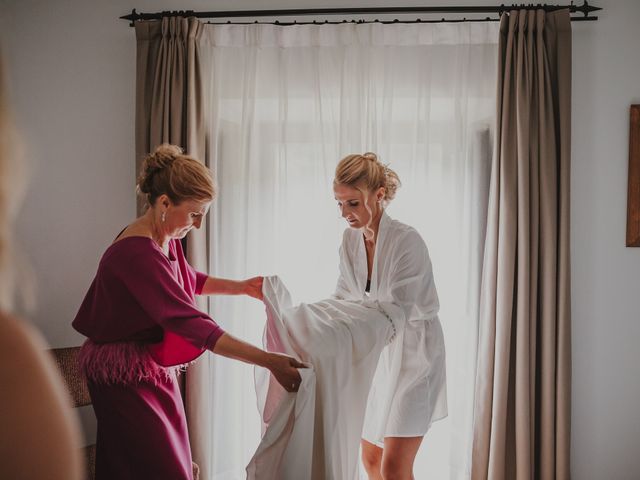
243, 276, 264, 301
267, 352, 306, 392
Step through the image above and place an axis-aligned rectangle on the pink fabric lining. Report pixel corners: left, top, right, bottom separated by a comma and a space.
78, 340, 188, 386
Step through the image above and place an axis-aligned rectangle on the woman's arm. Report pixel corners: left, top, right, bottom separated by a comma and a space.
389, 231, 440, 323
212, 333, 305, 392
201, 276, 263, 300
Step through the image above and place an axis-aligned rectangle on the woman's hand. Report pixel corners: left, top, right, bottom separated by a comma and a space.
212, 334, 305, 393
266, 352, 306, 392
242, 276, 264, 301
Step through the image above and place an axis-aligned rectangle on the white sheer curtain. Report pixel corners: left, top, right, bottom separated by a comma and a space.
198, 22, 498, 479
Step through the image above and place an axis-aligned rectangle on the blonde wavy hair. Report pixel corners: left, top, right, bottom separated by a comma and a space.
0, 50, 31, 312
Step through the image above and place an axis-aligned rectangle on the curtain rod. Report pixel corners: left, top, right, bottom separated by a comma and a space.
120, 2, 601, 26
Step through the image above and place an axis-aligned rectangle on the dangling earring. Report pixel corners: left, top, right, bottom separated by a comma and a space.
161, 211, 166, 222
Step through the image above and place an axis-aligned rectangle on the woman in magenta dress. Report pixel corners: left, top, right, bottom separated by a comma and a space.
72, 144, 304, 480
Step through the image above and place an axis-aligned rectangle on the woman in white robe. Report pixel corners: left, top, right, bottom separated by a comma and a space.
333, 152, 447, 480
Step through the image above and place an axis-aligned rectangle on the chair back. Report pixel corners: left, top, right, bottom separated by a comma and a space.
49, 346, 95, 480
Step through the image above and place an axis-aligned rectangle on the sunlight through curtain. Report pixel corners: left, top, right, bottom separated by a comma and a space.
197, 21, 498, 479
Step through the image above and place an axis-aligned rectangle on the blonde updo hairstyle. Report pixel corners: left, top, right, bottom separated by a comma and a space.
137, 144, 215, 208
334, 152, 400, 204
334, 152, 401, 239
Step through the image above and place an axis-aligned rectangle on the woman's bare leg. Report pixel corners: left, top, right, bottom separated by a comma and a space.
381, 436, 423, 480
361, 439, 384, 480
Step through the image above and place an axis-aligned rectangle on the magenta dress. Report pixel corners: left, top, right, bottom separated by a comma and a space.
73, 237, 224, 480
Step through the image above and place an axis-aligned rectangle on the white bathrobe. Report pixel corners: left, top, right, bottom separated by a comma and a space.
247, 276, 404, 480
335, 211, 447, 445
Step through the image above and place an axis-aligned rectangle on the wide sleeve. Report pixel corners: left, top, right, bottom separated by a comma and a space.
195, 271, 209, 295
185, 262, 209, 295
389, 230, 440, 324
174, 239, 209, 295
110, 249, 225, 351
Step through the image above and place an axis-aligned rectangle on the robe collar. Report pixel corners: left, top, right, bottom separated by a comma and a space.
355, 210, 391, 297
377, 210, 391, 242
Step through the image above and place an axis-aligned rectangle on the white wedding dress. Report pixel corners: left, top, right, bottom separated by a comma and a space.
246, 276, 404, 480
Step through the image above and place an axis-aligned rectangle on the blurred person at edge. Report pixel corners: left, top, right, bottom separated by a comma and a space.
0, 46, 84, 479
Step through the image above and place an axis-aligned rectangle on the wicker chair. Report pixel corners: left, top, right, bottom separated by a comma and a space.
49, 347, 96, 480
49, 346, 200, 480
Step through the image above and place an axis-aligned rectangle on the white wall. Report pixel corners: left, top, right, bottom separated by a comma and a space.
1, 0, 638, 478
571, 2, 640, 479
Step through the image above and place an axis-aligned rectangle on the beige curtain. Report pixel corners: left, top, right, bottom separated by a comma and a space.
472, 9, 571, 480
135, 16, 212, 479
